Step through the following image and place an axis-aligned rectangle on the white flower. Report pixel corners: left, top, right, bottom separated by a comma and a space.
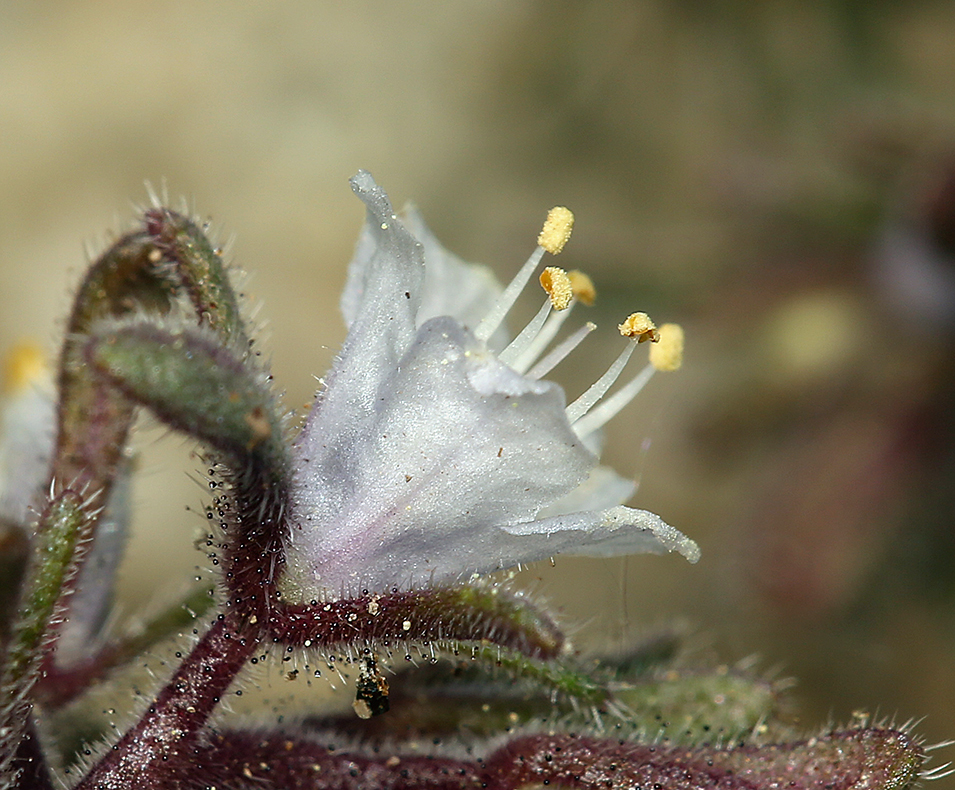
0, 344, 55, 526
282, 171, 698, 599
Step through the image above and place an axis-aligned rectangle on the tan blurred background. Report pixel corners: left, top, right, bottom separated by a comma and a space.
3, 0, 955, 775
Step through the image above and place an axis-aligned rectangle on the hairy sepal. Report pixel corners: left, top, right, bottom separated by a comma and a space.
484, 728, 924, 790
144, 208, 249, 346
268, 583, 564, 662
84, 319, 288, 474
302, 645, 781, 746
0, 491, 89, 785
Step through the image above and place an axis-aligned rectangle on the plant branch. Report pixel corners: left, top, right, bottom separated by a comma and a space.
267, 586, 565, 661
74, 608, 259, 790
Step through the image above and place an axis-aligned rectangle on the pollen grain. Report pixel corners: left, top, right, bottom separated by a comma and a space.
567, 270, 596, 305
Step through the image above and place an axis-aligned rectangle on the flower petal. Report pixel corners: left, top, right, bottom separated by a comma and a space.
298, 171, 423, 465
290, 172, 698, 599
287, 316, 596, 594
538, 465, 637, 517
402, 206, 507, 340
501, 505, 700, 563
0, 380, 54, 524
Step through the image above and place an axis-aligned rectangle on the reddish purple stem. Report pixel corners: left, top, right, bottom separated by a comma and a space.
268, 588, 564, 660
163, 727, 924, 790
73, 609, 259, 790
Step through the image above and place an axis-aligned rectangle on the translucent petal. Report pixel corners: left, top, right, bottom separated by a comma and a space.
0, 383, 54, 523
501, 505, 700, 563
289, 172, 698, 598
297, 171, 423, 465
287, 317, 595, 594
538, 465, 636, 518
342, 203, 508, 349
403, 206, 506, 339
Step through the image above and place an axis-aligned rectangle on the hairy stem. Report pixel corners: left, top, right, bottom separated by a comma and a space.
267, 586, 564, 661
5, 720, 54, 790
34, 212, 255, 691
74, 608, 259, 790
54, 231, 169, 504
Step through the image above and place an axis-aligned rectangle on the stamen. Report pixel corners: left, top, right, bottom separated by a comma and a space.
539, 267, 573, 310
569, 319, 682, 436
537, 207, 574, 254
571, 363, 655, 439
618, 312, 659, 343
567, 269, 596, 305
564, 339, 637, 424
497, 300, 552, 367
474, 209, 574, 343
510, 303, 576, 374
527, 322, 596, 379
474, 247, 545, 342
649, 323, 684, 371
506, 267, 574, 373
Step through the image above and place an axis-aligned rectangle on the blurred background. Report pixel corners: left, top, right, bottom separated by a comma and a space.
2, 0, 955, 776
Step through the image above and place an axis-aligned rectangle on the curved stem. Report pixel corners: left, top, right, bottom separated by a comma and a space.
267, 586, 564, 661
74, 609, 259, 790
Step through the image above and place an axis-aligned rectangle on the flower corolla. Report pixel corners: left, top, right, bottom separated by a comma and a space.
283, 171, 698, 599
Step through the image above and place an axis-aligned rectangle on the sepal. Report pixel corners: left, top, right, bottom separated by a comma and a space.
268, 583, 564, 661
84, 319, 287, 471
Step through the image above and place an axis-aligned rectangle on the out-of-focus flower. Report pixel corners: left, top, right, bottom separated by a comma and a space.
282, 171, 698, 599
0, 343, 54, 525
0, 343, 130, 665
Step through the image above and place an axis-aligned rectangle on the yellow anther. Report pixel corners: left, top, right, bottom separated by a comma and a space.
2, 342, 46, 395
537, 207, 574, 254
567, 270, 596, 306
649, 323, 684, 371
539, 267, 573, 310
617, 312, 659, 343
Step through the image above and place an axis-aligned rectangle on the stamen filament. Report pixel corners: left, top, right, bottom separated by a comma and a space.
475, 246, 546, 342
498, 300, 552, 367
564, 339, 636, 424
510, 302, 576, 374
527, 321, 596, 380
572, 363, 655, 439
